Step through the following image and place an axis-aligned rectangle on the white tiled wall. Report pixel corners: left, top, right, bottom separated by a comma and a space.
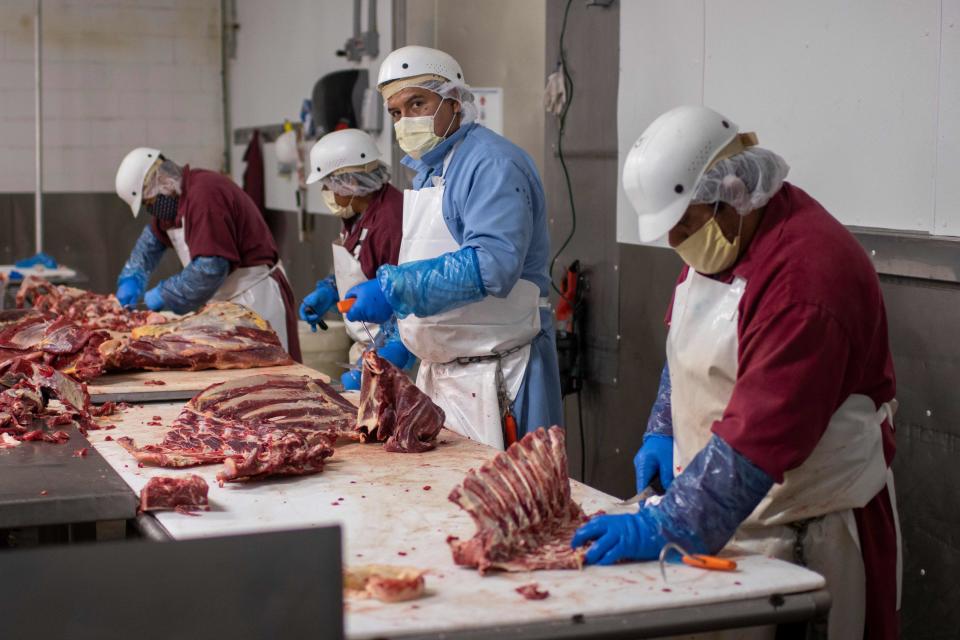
0, 0, 223, 193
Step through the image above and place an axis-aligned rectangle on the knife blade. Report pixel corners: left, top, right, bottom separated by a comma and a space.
336, 298, 376, 347
618, 485, 658, 507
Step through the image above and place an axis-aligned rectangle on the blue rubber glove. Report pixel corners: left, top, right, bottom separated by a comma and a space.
116, 276, 144, 308
15, 252, 57, 269
376, 338, 413, 370
571, 510, 665, 565
376, 247, 485, 319
299, 277, 339, 332
345, 280, 393, 324
144, 286, 165, 311
341, 369, 362, 391
634, 434, 675, 494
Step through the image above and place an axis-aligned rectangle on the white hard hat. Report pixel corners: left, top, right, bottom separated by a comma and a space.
306, 129, 382, 185
622, 106, 739, 243
377, 45, 466, 92
115, 147, 161, 217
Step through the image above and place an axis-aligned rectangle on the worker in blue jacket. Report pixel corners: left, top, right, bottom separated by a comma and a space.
344, 45, 563, 450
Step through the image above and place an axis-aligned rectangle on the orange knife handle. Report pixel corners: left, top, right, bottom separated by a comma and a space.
337, 298, 356, 314
682, 555, 738, 572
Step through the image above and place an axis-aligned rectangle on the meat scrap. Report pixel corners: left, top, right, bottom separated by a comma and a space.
356, 351, 444, 453
118, 374, 353, 483
0, 313, 111, 381
344, 565, 427, 603
139, 475, 210, 512
100, 302, 293, 373
0, 358, 105, 444
516, 583, 550, 600
446, 427, 588, 574
15, 275, 164, 333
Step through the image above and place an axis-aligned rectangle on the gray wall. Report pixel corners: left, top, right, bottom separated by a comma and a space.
543, 1, 958, 637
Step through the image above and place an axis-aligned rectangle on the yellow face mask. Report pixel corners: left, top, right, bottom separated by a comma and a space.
322, 190, 356, 219
674, 211, 741, 275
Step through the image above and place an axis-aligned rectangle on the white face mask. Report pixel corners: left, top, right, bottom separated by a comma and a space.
322, 190, 356, 219
393, 99, 456, 159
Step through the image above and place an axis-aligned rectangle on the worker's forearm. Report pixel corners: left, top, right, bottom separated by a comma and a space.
118, 226, 167, 289
158, 256, 230, 314
645, 362, 673, 438
645, 435, 773, 554
377, 247, 486, 319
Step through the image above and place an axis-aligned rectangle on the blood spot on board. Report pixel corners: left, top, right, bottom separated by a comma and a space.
143, 380, 166, 386
398, 551, 407, 556
423, 485, 431, 491
662, 588, 672, 593
104, 435, 113, 441
734, 581, 742, 586
331, 502, 339, 506
138, 462, 144, 468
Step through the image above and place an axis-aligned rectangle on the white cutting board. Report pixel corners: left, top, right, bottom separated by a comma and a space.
87, 363, 328, 403
88, 403, 826, 639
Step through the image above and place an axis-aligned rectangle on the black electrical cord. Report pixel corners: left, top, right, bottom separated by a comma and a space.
549, 0, 577, 301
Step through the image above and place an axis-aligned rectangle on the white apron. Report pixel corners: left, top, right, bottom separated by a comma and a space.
666, 269, 901, 640
396, 148, 541, 450
331, 238, 380, 355
168, 226, 290, 352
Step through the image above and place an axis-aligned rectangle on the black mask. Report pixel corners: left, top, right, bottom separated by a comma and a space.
148, 194, 179, 221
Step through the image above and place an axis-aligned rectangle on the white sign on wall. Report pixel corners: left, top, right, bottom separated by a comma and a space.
471, 87, 504, 135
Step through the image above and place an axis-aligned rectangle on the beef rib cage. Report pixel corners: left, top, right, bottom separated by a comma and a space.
447, 426, 587, 574
117, 374, 352, 482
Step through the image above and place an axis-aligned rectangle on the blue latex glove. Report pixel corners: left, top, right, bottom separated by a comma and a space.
341, 369, 362, 391
15, 252, 57, 269
345, 280, 393, 324
376, 338, 413, 370
144, 286, 165, 311
116, 276, 144, 308
634, 434, 675, 494
376, 247, 485, 319
299, 277, 339, 331
571, 510, 665, 565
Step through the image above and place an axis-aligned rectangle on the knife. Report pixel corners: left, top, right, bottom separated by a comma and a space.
618, 485, 658, 507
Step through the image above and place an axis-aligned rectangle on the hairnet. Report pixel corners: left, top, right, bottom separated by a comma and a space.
143, 158, 183, 199
692, 148, 790, 215
387, 77, 478, 125
321, 162, 390, 197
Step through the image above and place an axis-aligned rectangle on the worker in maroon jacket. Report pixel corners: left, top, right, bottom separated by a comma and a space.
113, 147, 301, 362
300, 129, 411, 390
572, 106, 900, 639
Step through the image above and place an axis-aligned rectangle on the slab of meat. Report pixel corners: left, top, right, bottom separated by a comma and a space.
15, 275, 165, 332
446, 426, 588, 574
0, 314, 111, 380
139, 475, 210, 512
118, 374, 352, 482
356, 351, 444, 453
0, 358, 109, 443
100, 301, 293, 372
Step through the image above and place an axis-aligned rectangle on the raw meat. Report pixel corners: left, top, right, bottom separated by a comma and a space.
515, 583, 550, 600
0, 358, 111, 444
100, 301, 293, 372
356, 351, 444, 453
446, 426, 588, 574
139, 475, 210, 512
16, 276, 165, 332
344, 565, 427, 603
118, 374, 353, 482
216, 431, 334, 485
0, 314, 111, 380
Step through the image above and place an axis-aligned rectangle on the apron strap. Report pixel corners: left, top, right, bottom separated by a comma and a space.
222, 261, 281, 302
